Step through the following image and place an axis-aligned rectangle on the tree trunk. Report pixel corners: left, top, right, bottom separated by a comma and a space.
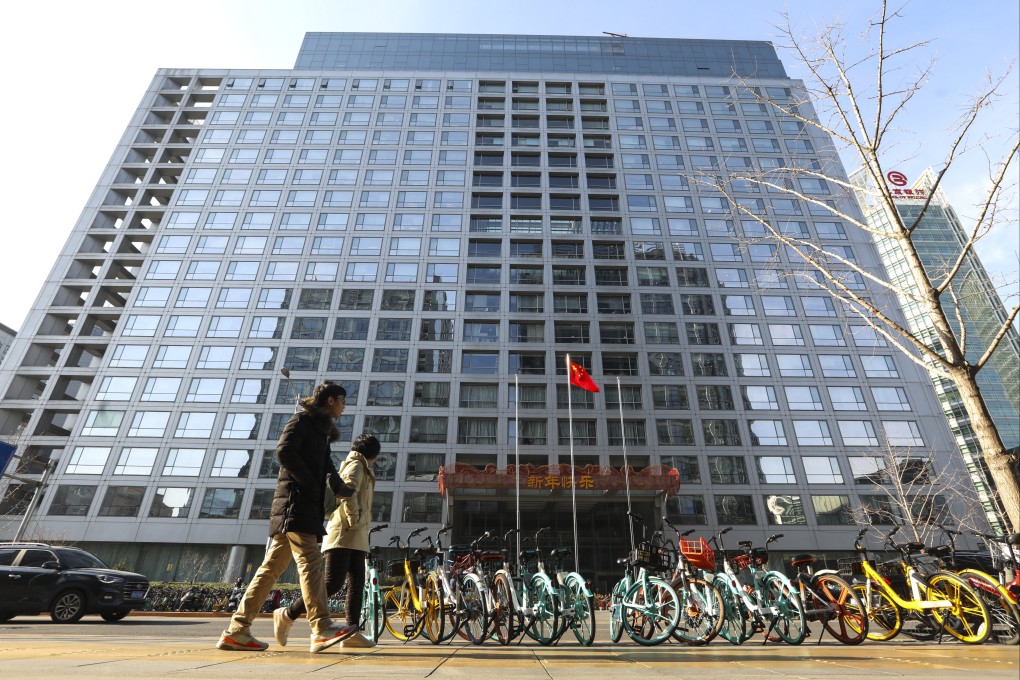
951, 366, 1020, 533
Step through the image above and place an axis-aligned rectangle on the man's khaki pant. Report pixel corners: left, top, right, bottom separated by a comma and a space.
228, 532, 333, 636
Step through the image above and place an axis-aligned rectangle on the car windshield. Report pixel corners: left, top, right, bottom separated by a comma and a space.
58, 549, 109, 570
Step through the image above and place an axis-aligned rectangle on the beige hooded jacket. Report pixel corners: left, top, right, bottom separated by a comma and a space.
322, 450, 375, 553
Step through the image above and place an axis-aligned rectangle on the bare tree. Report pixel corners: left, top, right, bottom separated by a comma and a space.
850, 439, 987, 544
696, 0, 1019, 531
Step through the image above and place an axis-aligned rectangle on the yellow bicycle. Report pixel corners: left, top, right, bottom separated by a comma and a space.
384, 527, 445, 643
847, 527, 990, 644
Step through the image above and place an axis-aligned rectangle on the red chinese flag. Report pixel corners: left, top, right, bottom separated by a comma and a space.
568, 361, 600, 392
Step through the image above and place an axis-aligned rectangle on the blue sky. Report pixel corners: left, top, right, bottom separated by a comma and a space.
0, 0, 1015, 331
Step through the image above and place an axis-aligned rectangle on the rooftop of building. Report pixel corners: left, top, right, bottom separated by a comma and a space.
295, 32, 787, 78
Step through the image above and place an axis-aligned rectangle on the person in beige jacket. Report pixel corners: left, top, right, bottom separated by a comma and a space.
273, 433, 379, 649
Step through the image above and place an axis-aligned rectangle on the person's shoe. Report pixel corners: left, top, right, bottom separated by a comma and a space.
216, 630, 268, 651
340, 631, 376, 649
309, 623, 357, 653
273, 607, 294, 647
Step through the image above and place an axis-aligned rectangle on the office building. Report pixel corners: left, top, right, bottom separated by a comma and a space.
0, 34, 973, 586
851, 167, 1020, 531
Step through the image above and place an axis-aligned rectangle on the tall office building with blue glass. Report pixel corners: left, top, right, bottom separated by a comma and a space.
0, 34, 976, 586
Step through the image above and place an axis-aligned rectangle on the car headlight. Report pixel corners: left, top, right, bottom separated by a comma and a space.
98, 575, 124, 585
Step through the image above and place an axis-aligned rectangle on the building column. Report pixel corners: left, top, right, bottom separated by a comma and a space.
223, 545, 248, 582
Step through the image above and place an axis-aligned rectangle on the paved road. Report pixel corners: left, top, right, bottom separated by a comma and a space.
1, 613, 1017, 679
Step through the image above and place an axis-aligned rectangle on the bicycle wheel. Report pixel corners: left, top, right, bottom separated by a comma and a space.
761, 575, 806, 644
458, 574, 488, 645
384, 584, 425, 641
811, 573, 868, 645
565, 575, 596, 646
361, 588, 384, 642
622, 578, 680, 646
492, 572, 518, 645
926, 571, 991, 644
961, 571, 1020, 645
525, 574, 560, 645
712, 574, 748, 645
671, 577, 724, 645
423, 573, 446, 644
852, 581, 901, 641
608, 579, 626, 643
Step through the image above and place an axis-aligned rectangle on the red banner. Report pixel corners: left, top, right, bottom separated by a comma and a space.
438, 463, 680, 497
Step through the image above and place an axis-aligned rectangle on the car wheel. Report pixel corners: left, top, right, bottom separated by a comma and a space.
51, 590, 86, 623
101, 610, 131, 622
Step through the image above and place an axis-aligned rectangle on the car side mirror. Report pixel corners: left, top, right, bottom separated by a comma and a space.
41, 561, 61, 570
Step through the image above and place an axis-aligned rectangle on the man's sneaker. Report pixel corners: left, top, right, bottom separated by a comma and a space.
309, 623, 357, 653
340, 631, 376, 649
273, 607, 294, 647
216, 630, 268, 651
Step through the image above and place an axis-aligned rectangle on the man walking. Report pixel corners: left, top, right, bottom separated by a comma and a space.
217, 381, 354, 653
273, 433, 379, 648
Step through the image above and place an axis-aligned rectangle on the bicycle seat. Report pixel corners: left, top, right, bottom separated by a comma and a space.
902, 542, 925, 554
447, 544, 472, 554
520, 548, 539, 560
789, 553, 815, 567
927, 545, 952, 559
1009, 532, 1020, 546
549, 547, 572, 559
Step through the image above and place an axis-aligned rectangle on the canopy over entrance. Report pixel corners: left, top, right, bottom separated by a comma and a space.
438, 463, 680, 497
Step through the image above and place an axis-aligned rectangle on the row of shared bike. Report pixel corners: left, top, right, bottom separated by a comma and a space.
350, 517, 1020, 646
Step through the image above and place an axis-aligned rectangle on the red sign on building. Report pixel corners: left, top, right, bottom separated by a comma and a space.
438, 463, 681, 497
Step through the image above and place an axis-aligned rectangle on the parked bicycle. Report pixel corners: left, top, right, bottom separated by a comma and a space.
491, 527, 563, 646
708, 530, 806, 645
934, 525, 1019, 645
846, 527, 990, 644
661, 517, 724, 645
384, 526, 444, 643
607, 512, 680, 646
788, 546, 868, 644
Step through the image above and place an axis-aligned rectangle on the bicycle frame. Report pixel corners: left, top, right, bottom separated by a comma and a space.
854, 529, 952, 612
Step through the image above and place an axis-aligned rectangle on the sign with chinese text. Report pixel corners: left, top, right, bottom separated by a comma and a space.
438, 463, 680, 497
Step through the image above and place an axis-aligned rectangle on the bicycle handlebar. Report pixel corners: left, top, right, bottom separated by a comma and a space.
767, 533, 784, 544
370, 524, 388, 535
721, 527, 732, 535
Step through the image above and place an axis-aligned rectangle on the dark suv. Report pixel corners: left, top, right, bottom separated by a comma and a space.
0, 543, 149, 623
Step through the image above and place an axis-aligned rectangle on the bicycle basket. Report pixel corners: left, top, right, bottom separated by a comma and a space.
386, 559, 420, 578
679, 537, 716, 571
836, 558, 863, 578
750, 547, 769, 567
630, 542, 673, 571
730, 552, 752, 571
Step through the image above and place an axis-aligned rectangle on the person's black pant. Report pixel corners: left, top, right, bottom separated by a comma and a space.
287, 547, 366, 625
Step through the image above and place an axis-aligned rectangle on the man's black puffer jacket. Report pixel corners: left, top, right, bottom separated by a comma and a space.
269, 407, 345, 537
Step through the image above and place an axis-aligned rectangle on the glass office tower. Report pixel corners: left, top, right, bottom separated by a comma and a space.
0, 34, 973, 582
852, 167, 1020, 532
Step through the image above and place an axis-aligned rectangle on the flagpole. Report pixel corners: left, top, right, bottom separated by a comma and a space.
566, 354, 579, 573
618, 376, 635, 552
514, 373, 521, 570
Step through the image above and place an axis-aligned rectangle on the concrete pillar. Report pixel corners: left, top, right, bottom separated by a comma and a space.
223, 545, 248, 583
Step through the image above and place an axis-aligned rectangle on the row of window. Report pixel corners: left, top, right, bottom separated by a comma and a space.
32, 483, 411, 523
73, 405, 918, 448
89, 371, 914, 414
195, 76, 789, 101
50, 444, 927, 486
107, 343, 896, 380
26, 480, 930, 529
151, 211, 848, 240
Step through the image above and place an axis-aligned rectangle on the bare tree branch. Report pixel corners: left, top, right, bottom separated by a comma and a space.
974, 302, 1020, 371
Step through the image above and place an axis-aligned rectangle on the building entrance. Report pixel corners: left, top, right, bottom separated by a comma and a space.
450, 497, 658, 595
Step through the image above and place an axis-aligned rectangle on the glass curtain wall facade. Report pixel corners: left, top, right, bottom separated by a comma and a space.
0, 34, 973, 578
851, 168, 1020, 531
